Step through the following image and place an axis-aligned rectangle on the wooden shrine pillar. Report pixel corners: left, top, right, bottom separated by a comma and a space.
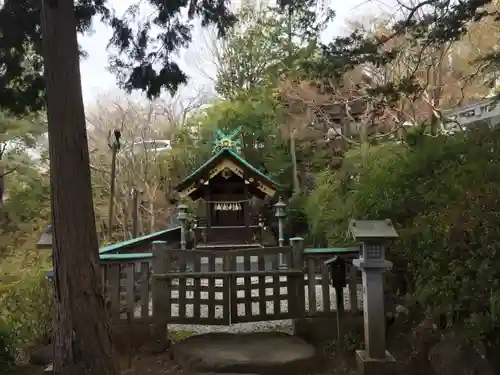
206, 184, 211, 244
244, 179, 251, 243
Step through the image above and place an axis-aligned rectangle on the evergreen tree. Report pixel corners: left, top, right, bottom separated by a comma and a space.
0, 1, 236, 374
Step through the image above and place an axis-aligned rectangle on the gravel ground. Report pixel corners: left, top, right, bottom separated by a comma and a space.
132, 276, 363, 335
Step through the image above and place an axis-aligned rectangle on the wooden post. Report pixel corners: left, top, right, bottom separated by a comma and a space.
206, 187, 211, 245
324, 256, 347, 349
335, 284, 345, 313
336, 282, 345, 350
290, 237, 305, 334
152, 241, 170, 351
290, 237, 304, 270
106, 264, 120, 322
261, 215, 266, 244
107, 136, 119, 239
348, 262, 359, 314
131, 188, 140, 238
244, 181, 251, 243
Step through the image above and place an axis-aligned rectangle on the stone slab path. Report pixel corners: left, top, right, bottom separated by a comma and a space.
171, 332, 318, 375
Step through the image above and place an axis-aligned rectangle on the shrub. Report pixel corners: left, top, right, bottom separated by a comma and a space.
305, 142, 405, 246
0, 322, 15, 373
0, 270, 52, 360
285, 193, 310, 242
306, 126, 500, 350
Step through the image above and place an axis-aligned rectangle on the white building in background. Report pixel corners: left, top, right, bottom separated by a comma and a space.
443, 98, 500, 130
129, 139, 172, 154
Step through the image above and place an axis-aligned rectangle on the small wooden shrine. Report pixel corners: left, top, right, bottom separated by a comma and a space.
175, 128, 277, 248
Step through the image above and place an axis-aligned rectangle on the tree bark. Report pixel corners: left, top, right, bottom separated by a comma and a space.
0, 164, 4, 210
40, 1, 120, 374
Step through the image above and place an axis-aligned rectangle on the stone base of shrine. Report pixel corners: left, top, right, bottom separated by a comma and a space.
355, 350, 397, 375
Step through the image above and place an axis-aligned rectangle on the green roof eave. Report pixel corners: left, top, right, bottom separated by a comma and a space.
304, 247, 358, 255
99, 247, 358, 261
99, 226, 181, 254
228, 148, 278, 186
176, 147, 278, 191
98, 247, 358, 261
100, 252, 153, 261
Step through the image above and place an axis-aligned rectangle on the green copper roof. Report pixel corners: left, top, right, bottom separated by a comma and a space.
99, 226, 181, 254
176, 147, 277, 190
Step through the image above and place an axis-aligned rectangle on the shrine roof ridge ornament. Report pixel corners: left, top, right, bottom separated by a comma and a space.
212, 126, 242, 154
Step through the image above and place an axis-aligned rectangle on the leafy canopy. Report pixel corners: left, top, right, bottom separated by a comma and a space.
308, 0, 498, 102
1, 0, 497, 115
0, 0, 237, 114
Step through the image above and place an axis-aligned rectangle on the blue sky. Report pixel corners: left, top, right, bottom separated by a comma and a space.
78, 0, 379, 106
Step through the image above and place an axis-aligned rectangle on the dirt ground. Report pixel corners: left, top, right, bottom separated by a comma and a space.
15, 328, 415, 375
13, 353, 183, 375
118, 352, 183, 375
118, 351, 357, 375
121, 349, 359, 375
15, 348, 360, 375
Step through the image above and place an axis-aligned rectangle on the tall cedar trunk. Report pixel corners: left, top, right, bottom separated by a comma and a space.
40, 1, 120, 374
0, 154, 4, 210
0, 165, 4, 210
290, 131, 300, 194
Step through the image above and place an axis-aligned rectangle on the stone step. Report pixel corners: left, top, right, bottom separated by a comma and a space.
171, 332, 318, 375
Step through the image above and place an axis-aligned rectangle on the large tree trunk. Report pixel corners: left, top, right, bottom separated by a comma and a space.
0, 164, 4, 210
40, 1, 120, 374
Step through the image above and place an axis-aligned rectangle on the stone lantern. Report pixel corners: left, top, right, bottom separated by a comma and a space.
36, 224, 55, 282
274, 197, 286, 267
36, 224, 53, 249
274, 197, 286, 247
177, 203, 188, 249
348, 219, 398, 375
